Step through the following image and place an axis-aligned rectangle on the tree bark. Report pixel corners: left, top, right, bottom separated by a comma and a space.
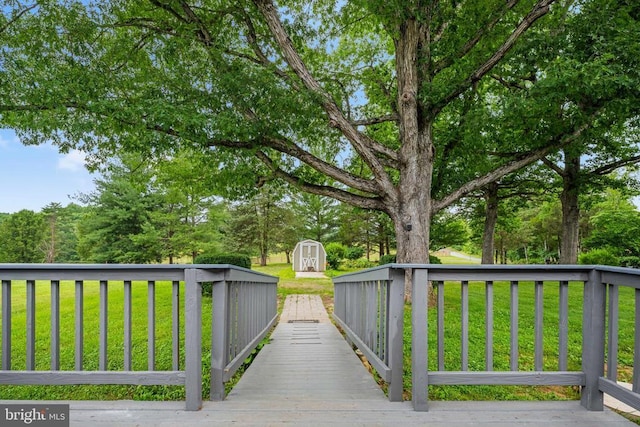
560, 148, 581, 264
391, 19, 434, 301
481, 182, 499, 264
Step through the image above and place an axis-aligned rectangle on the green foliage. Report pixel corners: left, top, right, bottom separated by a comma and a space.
1, 0, 639, 268
578, 248, 620, 266
194, 253, 251, 269
325, 242, 346, 270
348, 258, 377, 269
379, 254, 441, 265
76, 156, 164, 263
379, 254, 396, 265
223, 187, 298, 266
0, 209, 46, 262
430, 212, 470, 251
344, 246, 365, 260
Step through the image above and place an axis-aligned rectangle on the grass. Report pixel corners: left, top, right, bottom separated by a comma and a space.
0, 280, 214, 401
0, 257, 636, 411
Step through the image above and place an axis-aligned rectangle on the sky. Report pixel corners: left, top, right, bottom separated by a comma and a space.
0, 128, 96, 214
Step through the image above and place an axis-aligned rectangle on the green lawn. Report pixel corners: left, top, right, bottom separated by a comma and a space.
0, 261, 635, 407
0, 280, 213, 400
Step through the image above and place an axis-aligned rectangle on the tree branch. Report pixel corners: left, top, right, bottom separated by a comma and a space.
433, 0, 520, 75
541, 156, 565, 176
590, 154, 640, 176
211, 136, 380, 195
0, 4, 36, 35
351, 114, 398, 127
236, 7, 299, 89
252, 0, 396, 199
255, 151, 386, 211
434, 0, 555, 114
432, 118, 591, 213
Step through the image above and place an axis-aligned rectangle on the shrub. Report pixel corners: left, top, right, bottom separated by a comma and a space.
194, 253, 251, 269
194, 253, 252, 296
325, 242, 346, 270
620, 256, 640, 268
379, 254, 396, 265
379, 254, 442, 265
345, 246, 365, 260
430, 255, 442, 264
578, 248, 620, 266
344, 258, 376, 269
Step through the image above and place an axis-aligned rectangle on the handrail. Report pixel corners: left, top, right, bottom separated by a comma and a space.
0, 264, 278, 411
333, 264, 640, 412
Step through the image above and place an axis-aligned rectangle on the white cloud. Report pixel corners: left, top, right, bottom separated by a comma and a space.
57, 150, 87, 172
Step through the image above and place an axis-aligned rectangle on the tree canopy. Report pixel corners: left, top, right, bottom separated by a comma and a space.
1, 0, 639, 273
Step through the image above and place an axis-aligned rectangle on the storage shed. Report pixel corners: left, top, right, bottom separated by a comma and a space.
292, 239, 326, 272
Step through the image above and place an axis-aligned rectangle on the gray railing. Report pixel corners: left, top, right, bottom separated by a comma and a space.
0, 264, 277, 411
333, 267, 406, 401
333, 264, 640, 412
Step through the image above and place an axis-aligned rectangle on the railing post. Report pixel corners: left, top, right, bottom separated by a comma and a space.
185, 268, 202, 411
211, 278, 229, 401
412, 268, 429, 411
387, 268, 405, 402
581, 268, 605, 411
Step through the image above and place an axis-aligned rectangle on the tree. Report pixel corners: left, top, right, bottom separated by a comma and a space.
153, 151, 227, 262
77, 156, 164, 263
0, 209, 45, 262
41, 202, 63, 263
294, 194, 340, 243
1, 1, 639, 300
430, 211, 469, 252
223, 186, 290, 266
582, 189, 640, 266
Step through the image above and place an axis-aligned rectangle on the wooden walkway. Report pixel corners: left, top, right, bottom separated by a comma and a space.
8, 294, 638, 426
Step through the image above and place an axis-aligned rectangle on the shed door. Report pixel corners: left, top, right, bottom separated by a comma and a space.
300, 242, 318, 271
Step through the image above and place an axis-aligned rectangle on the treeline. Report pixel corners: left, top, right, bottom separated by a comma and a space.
1, 152, 638, 267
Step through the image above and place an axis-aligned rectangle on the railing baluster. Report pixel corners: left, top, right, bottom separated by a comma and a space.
510, 280, 519, 371
51, 280, 60, 371
99, 280, 108, 371
437, 280, 445, 371
534, 280, 544, 371
2, 280, 11, 371
634, 288, 640, 393
148, 280, 155, 371
559, 281, 569, 371
211, 278, 228, 402
378, 281, 385, 360
1, 279, 10, 370
124, 280, 132, 371
485, 280, 494, 371
461, 280, 469, 371
172, 280, 180, 371
185, 269, 202, 411
26, 280, 36, 370
411, 269, 429, 411
607, 284, 619, 381
75, 280, 83, 371
367, 281, 377, 351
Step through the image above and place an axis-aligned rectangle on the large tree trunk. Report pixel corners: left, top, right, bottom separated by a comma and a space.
481, 182, 499, 264
392, 19, 434, 301
560, 148, 580, 264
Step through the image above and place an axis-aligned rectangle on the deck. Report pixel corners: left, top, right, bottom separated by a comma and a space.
15, 294, 635, 426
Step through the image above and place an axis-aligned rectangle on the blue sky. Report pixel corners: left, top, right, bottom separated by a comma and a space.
0, 129, 96, 214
